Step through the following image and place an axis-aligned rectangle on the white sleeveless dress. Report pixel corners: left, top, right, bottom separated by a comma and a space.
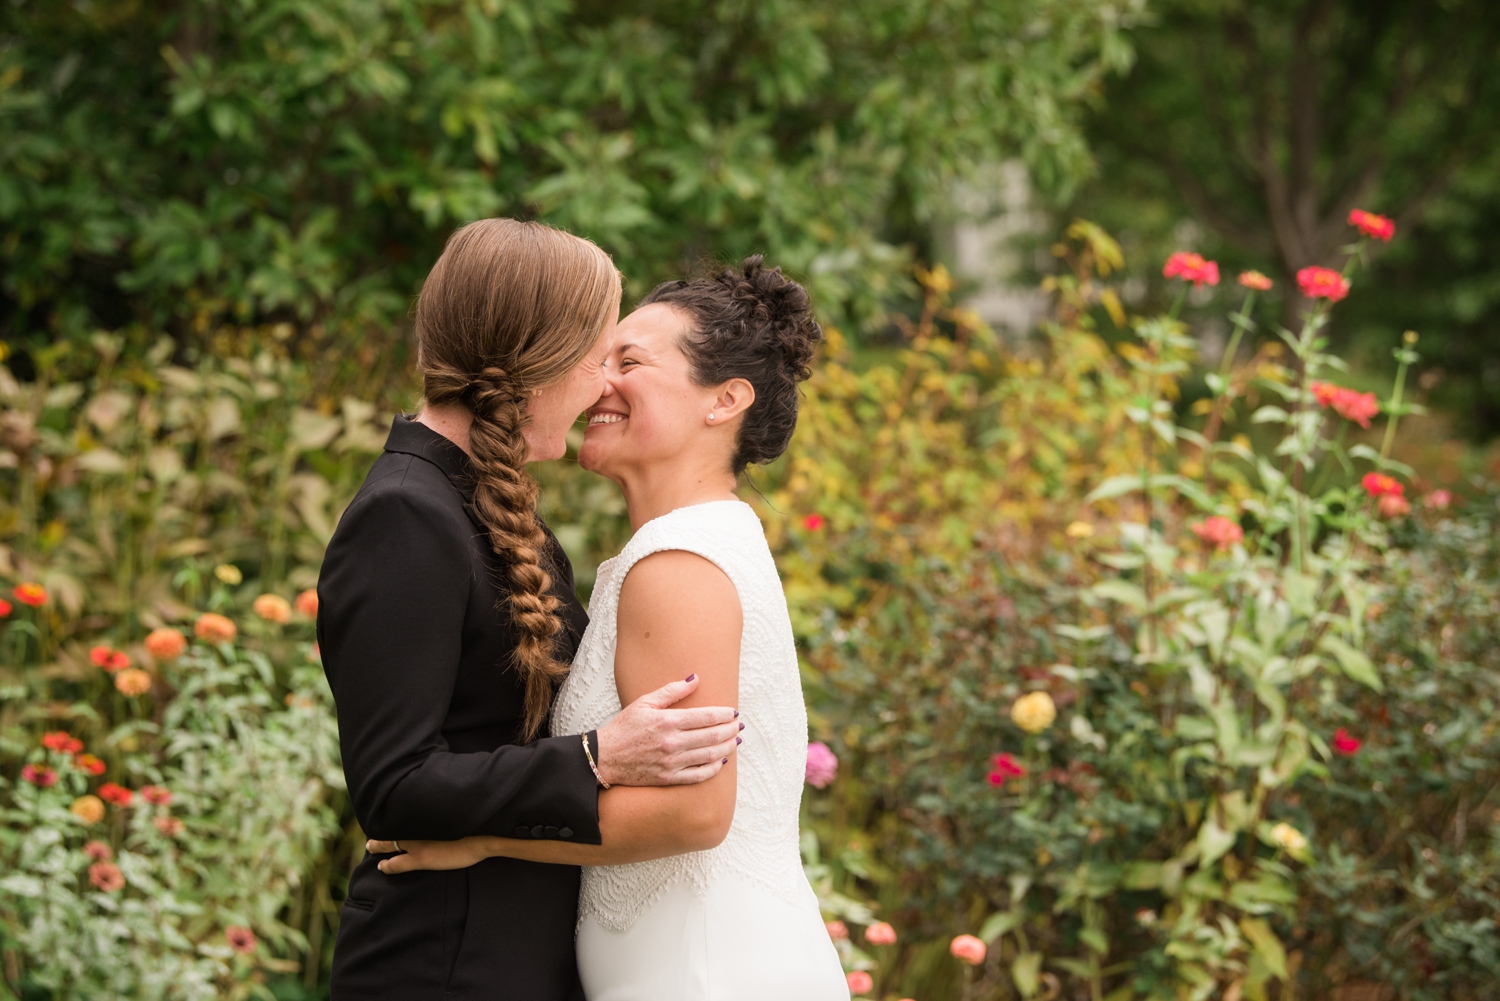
550, 500, 849, 1001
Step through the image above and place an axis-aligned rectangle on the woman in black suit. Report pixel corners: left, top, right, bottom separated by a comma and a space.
317, 219, 740, 1000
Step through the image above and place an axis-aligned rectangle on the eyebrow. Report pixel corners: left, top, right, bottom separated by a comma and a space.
615, 341, 647, 355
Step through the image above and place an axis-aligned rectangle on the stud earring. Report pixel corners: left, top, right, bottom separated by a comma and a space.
708, 413, 716, 421
532, 388, 543, 397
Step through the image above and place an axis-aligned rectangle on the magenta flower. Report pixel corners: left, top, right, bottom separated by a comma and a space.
805, 741, 838, 788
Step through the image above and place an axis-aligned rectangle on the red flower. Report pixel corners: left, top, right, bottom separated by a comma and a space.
97, 782, 133, 806
988, 752, 1026, 787
1348, 209, 1395, 242
21, 763, 57, 787
1309, 382, 1379, 429
74, 753, 106, 775
1361, 472, 1404, 498
1190, 515, 1244, 552
89, 645, 130, 672
1333, 728, 1361, 756
83, 840, 113, 862
14, 583, 47, 607
89, 861, 125, 893
1297, 266, 1350, 303
226, 926, 258, 954
0, 598, 11, 617
801, 513, 826, 531
42, 731, 84, 754
1237, 270, 1273, 291
1163, 251, 1221, 287
140, 785, 172, 806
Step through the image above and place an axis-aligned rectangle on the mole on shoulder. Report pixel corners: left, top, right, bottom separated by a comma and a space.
644, 631, 651, 639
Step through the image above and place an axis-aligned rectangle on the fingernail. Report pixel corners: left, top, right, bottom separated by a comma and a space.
684, 674, 696, 682
738, 721, 744, 730
722, 757, 729, 764
736, 736, 742, 745
733, 709, 739, 718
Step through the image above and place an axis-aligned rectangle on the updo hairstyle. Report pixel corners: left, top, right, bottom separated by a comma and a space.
415, 218, 620, 740
639, 255, 822, 473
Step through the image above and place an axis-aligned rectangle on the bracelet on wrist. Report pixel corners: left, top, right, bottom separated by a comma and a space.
583, 731, 610, 789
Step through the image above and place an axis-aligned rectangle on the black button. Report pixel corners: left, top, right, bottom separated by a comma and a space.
558, 827, 573, 839
543, 826, 558, 838
531, 825, 544, 838
514, 826, 530, 838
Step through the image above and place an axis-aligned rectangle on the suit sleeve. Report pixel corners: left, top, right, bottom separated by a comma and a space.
317, 484, 601, 844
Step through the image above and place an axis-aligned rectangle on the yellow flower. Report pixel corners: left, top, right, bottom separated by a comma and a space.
213, 564, 243, 585
70, 795, 106, 825
1270, 822, 1307, 853
252, 594, 292, 624
1011, 691, 1057, 733
1065, 521, 1095, 539
114, 668, 153, 697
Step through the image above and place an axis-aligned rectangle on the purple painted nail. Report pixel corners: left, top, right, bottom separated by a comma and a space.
736, 736, 742, 745
684, 674, 696, 683
733, 709, 739, 718
738, 721, 745, 730
722, 757, 729, 764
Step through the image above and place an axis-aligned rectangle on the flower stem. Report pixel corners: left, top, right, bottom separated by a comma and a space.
1379, 333, 1417, 465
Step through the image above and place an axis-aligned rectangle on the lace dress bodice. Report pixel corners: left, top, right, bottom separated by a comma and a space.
550, 500, 813, 932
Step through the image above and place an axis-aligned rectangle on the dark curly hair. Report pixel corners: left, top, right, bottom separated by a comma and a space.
639, 255, 822, 474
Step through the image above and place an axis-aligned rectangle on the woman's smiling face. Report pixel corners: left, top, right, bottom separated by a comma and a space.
578, 303, 721, 481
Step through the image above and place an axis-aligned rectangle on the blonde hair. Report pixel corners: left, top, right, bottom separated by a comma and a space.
416, 218, 620, 740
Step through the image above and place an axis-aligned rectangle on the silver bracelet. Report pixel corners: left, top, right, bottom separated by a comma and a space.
582, 731, 610, 789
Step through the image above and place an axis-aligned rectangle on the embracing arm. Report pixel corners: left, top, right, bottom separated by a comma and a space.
373, 549, 741, 870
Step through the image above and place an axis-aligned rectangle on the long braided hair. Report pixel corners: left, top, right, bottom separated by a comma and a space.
415, 219, 620, 740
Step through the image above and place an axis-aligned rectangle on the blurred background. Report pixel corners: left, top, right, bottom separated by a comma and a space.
3, 2, 1500, 999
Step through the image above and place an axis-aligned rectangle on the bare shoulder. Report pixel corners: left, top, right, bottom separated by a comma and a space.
620, 550, 737, 611
615, 550, 741, 706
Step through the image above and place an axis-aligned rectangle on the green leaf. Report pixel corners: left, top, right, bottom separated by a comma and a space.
1012, 952, 1043, 998
1318, 635, 1383, 691
1085, 473, 1146, 503
1195, 816, 1237, 867
979, 910, 1021, 943
1239, 917, 1289, 979
1079, 927, 1109, 954
1092, 579, 1148, 610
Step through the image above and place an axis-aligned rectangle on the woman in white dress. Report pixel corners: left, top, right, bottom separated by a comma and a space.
367, 256, 850, 1001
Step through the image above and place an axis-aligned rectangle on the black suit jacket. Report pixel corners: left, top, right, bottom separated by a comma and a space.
319, 416, 598, 1001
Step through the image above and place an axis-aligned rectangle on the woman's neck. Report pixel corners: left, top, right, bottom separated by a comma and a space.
414, 403, 474, 456
615, 458, 738, 531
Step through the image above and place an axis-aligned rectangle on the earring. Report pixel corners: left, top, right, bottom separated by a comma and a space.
532, 389, 543, 397
708, 413, 716, 421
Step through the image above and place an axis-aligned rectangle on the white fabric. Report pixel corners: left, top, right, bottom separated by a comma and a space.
551, 500, 848, 1001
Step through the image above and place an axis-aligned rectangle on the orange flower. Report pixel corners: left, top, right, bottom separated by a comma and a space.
70, 796, 106, 825
74, 753, 106, 775
140, 785, 172, 806
252, 594, 292, 624
1237, 270, 1273, 291
950, 934, 987, 965
154, 815, 185, 837
226, 926, 258, 954
144, 628, 187, 661
1191, 515, 1244, 552
98, 782, 133, 806
1296, 266, 1350, 302
42, 731, 84, 754
194, 613, 237, 644
14, 583, 47, 607
1348, 209, 1395, 241
88, 861, 125, 893
114, 669, 153, 697
1163, 251, 1220, 287
1361, 472, 1404, 498
1378, 494, 1412, 519
82, 839, 113, 861
294, 589, 319, 618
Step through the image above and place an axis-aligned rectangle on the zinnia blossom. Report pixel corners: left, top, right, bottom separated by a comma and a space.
253, 593, 292, 624
141, 785, 172, 806
14, 582, 47, 607
1190, 515, 1244, 552
845, 971, 873, 996
82, 839, 113, 861
950, 934, 987, 965
1425, 490, 1452, 510
1378, 494, 1411, 519
145, 627, 187, 661
98, 782, 133, 806
89, 645, 129, 671
214, 564, 243, 585
21, 764, 57, 787
1332, 728, 1361, 756
1308, 381, 1379, 429
71, 796, 106, 825
1065, 521, 1095, 539
989, 752, 1026, 787
802, 513, 826, 531
114, 669, 152, 697
294, 589, 319, 618
1237, 270, 1273, 291
1348, 209, 1395, 242
42, 731, 84, 754
0, 599, 11, 617
226, 926, 258, 954
805, 741, 839, 788
194, 612, 237, 644
825, 920, 849, 940
74, 753, 106, 775
1361, 472, 1404, 498
865, 921, 897, 945
154, 816, 185, 837
1297, 266, 1350, 302
1162, 251, 1220, 287
88, 861, 125, 893
1270, 822, 1308, 853
1010, 691, 1057, 733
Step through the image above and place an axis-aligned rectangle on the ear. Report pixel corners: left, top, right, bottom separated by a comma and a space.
707, 378, 755, 424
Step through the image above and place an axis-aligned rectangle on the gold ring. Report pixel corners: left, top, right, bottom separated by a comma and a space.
392, 840, 402, 852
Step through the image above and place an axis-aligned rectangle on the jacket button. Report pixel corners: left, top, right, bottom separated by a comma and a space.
531, 825, 545, 838
558, 828, 573, 839
515, 826, 530, 838
543, 826, 559, 838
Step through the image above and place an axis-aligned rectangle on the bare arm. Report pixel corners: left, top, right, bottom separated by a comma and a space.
373, 549, 742, 872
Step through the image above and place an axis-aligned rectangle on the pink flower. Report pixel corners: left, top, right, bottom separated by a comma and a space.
1163, 251, 1220, 287
805, 741, 839, 789
950, 934, 988, 965
1333, 728, 1361, 756
226, 925, 257, 954
825, 920, 849, 940
1361, 472, 1404, 498
1190, 515, 1244, 552
988, 752, 1025, 787
83, 840, 113, 862
1425, 490, 1452, 511
154, 816, 185, 837
1378, 494, 1411, 519
140, 785, 172, 806
865, 921, 897, 945
21, 764, 57, 787
89, 861, 125, 893
1348, 209, 1395, 242
801, 513, 826, 531
1237, 270, 1274, 291
1309, 382, 1380, 429
846, 971, 874, 996
1297, 266, 1350, 302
